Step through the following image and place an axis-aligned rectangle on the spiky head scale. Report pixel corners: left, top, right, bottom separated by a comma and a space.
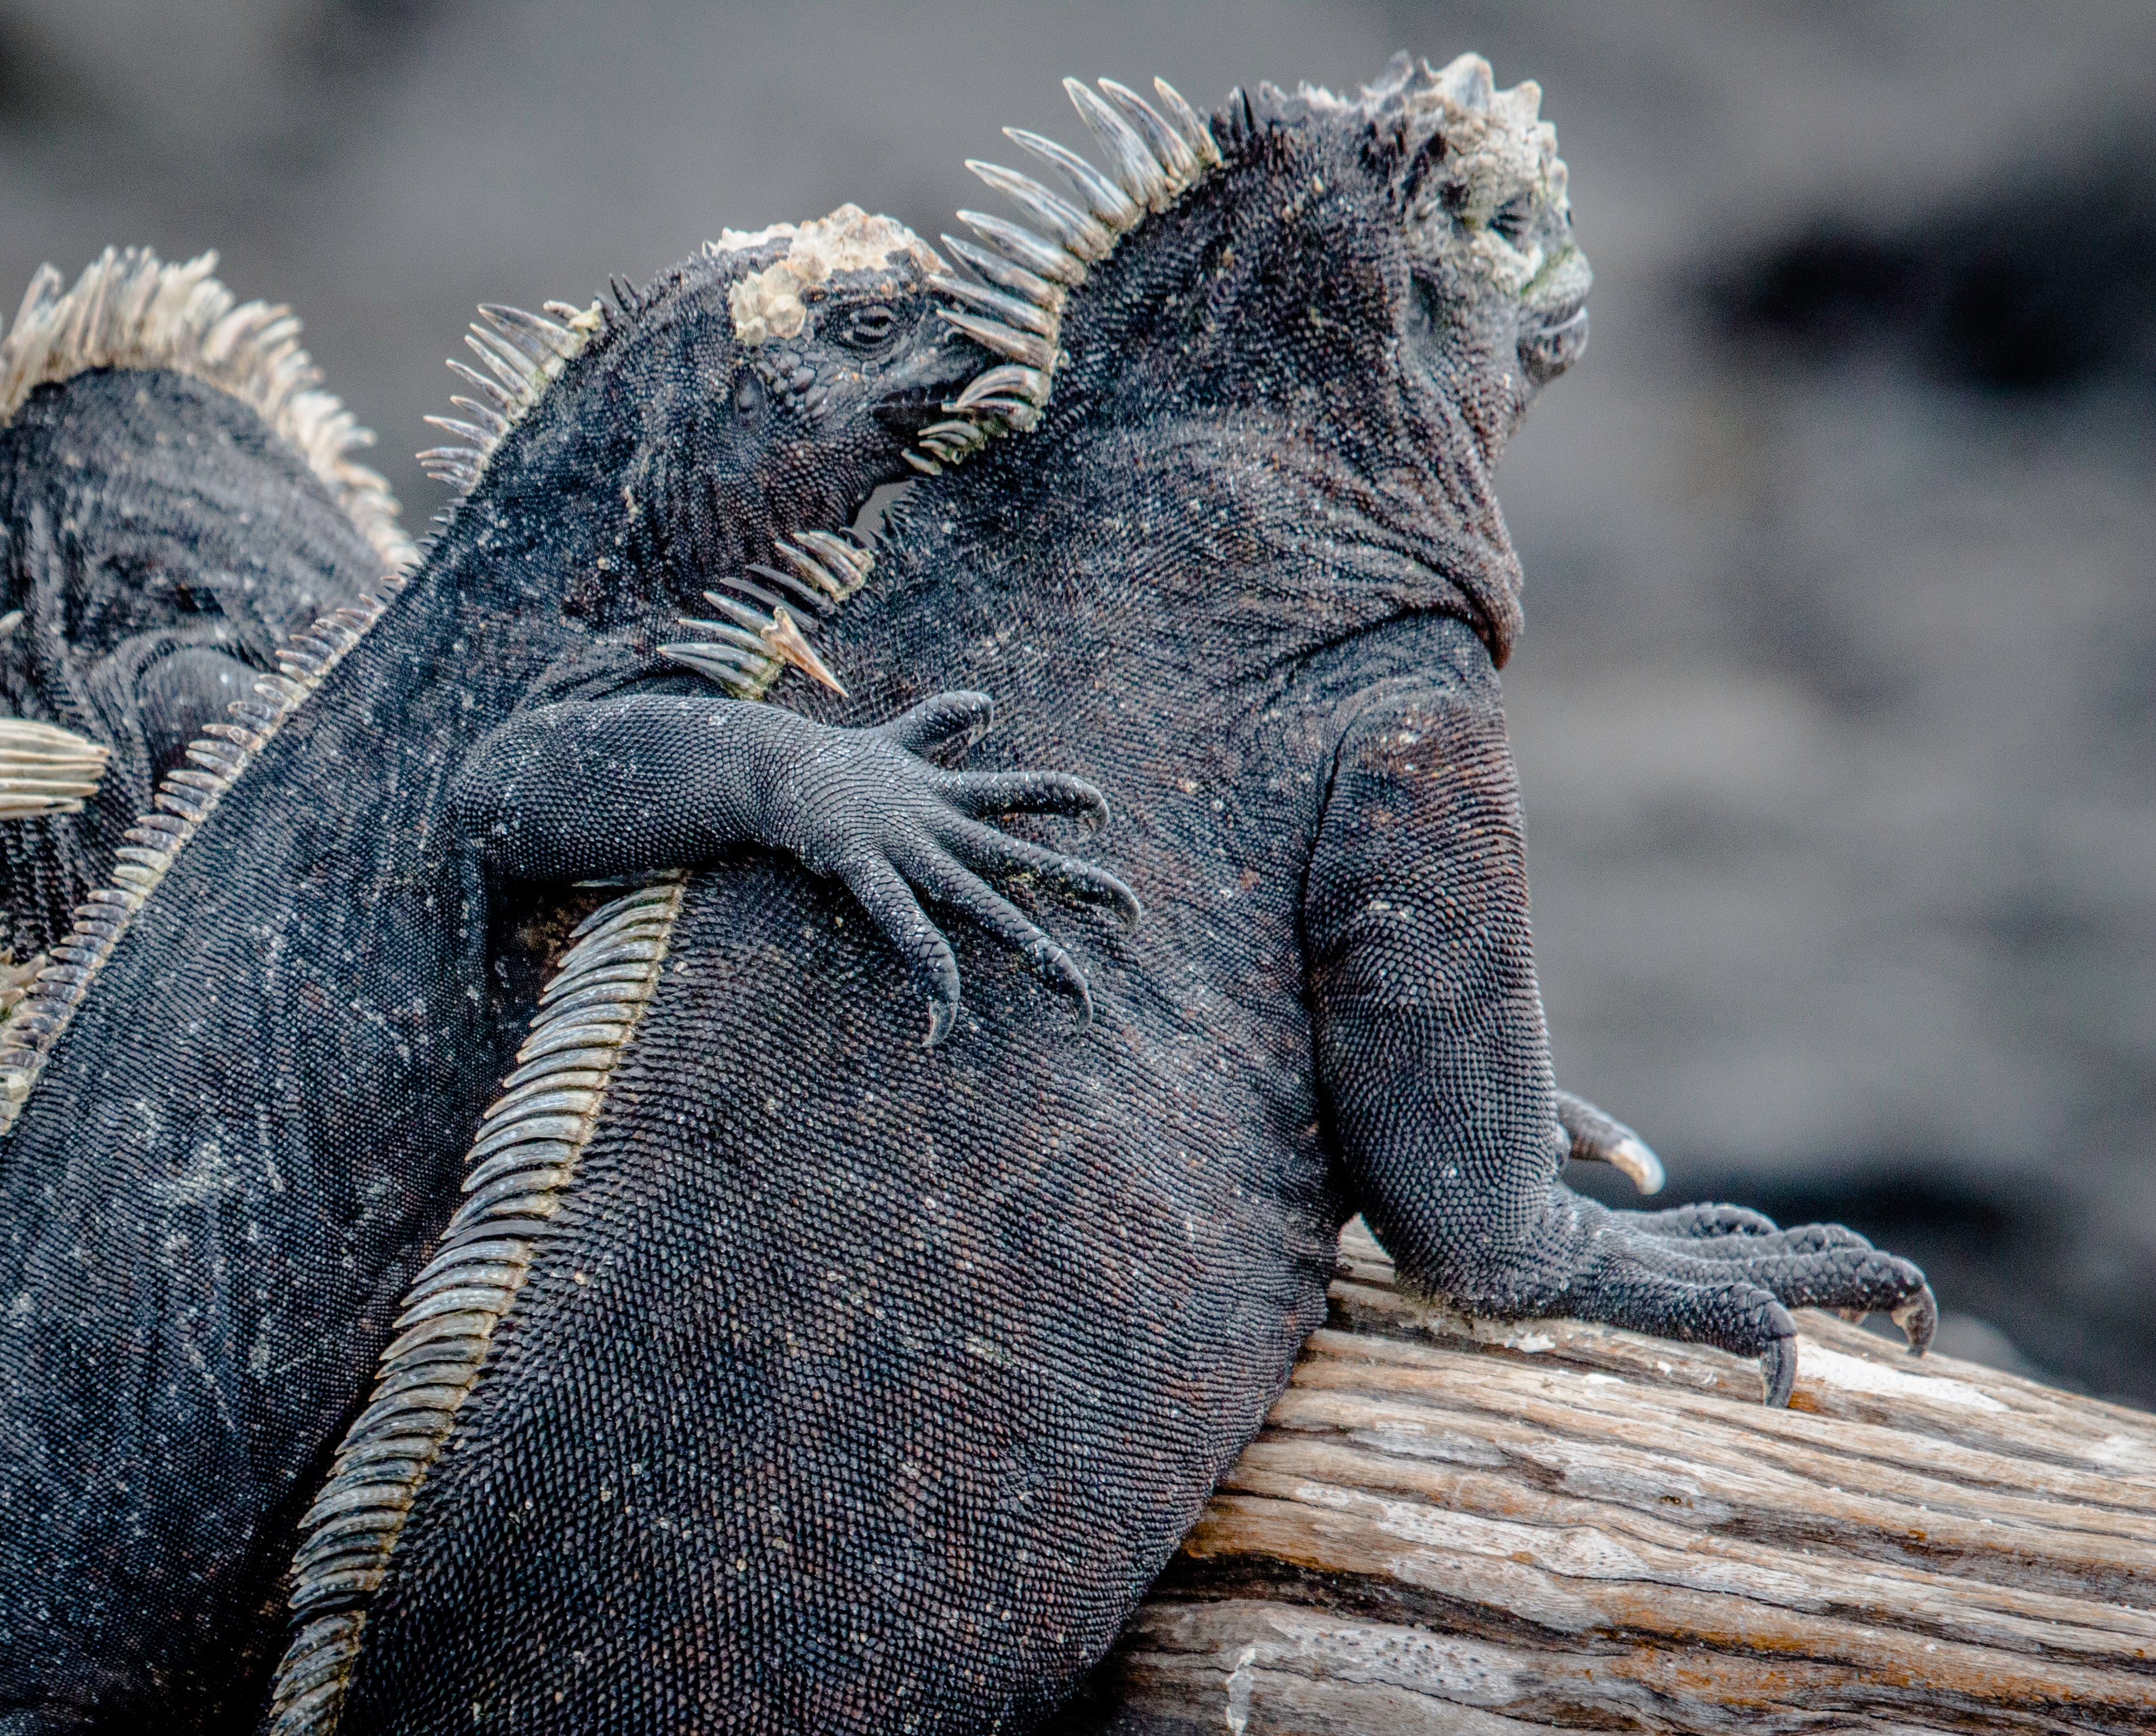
1362, 52, 1575, 297
713, 204, 947, 347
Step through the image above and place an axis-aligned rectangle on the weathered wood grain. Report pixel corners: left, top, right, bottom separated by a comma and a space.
1060, 1221, 2156, 1734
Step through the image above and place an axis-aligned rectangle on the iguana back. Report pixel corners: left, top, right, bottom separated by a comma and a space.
0, 249, 410, 969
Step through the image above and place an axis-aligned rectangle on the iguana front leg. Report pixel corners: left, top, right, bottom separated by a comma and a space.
1306, 617, 1933, 1405
453, 688, 1138, 1043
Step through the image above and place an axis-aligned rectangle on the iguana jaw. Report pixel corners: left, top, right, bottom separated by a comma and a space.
865, 316, 994, 434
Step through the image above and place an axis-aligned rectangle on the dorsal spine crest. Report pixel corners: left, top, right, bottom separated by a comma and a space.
0, 246, 415, 574
263, 881, 686, 1735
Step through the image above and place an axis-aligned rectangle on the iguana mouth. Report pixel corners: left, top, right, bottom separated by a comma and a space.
868, 323, 987, 433
1520, 297, 1589, 385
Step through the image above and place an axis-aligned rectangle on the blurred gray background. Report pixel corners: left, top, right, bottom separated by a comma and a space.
4, 0, 2152, 1399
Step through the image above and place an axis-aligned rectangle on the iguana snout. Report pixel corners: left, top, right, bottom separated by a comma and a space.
1520, 293, 1589, 387
866, 312, 997, 433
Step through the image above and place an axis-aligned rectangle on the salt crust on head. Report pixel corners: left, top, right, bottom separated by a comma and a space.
711, 204, 945, 346
1303, 52, 1570, 297
0, 247, 415, 574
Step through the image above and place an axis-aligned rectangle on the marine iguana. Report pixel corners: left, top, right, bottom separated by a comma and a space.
0, 209, 1138, 1731
262, 57, 1935, 1736
0, 246, 1660, 1152
0, 248, 410, 974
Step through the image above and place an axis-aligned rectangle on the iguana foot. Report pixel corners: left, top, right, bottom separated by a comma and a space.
777, 690, 1139, 1045
1440, 1188, 1935, 1407
1565, 1192, 1934, 1404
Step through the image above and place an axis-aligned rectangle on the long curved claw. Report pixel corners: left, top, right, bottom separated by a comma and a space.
1556, 1088, 1666, 1195
1761, 1333, 1799, 1408
829, 853, 964, 1047
1606, 1136, 1666, 1197
1894, 1283, 1939, 1357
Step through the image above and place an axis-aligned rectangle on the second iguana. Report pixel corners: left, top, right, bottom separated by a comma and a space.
0, 209, 1134, 1731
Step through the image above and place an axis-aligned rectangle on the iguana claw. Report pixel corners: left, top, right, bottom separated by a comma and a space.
1556, 1088, 1666, 1194
1894, 1285, 1939, 1356
1761, 1333, 1799, 1407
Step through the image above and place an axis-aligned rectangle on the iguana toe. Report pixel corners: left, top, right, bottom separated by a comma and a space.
1619, 1200, 1780, 1239
875, 688, 997, 755
1557, 1209, 1932, 1403
940, 812, 1140, 927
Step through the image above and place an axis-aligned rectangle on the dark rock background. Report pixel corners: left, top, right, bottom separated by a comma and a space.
4, 1, 2151, 1399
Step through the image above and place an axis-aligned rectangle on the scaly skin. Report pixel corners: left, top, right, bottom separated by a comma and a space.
0, 222, 1129, 1732
292, 56, 1931, 1736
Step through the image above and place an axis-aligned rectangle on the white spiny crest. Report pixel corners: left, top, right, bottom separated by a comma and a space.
914, 73, 1221, 477
662, 530, 874, 700
263, 881, 687, 1736
0, 247, 415, 574
419, 298, 603, 497
0, 718, 110, 820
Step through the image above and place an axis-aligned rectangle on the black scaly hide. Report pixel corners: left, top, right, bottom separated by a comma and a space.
339, 75, 1929, 1735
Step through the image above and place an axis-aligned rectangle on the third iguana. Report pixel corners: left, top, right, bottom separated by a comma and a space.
0, 250, 409, 974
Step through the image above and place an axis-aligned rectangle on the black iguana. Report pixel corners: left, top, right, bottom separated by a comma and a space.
0, 248, 411, 982
258, 56, 1935, 1736
0, 208, 1139, 1732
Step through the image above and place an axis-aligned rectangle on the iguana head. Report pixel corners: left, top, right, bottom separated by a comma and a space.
1368, 52, 1591, 416
876, 53, 1592, 662
711, 203, 985, 461
419, 206, 990, 685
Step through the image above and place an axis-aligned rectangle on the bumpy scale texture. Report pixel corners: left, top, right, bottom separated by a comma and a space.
304, 55, 1931, 1736
0, 218, 1125, 1732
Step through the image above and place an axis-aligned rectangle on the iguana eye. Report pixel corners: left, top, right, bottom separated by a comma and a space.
841, 305, 897, 347
734, 372, 764, 422
1490, 199, 1530, 243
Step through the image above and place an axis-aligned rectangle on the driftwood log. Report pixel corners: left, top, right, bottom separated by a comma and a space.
1059, 1221, 2156, 1734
